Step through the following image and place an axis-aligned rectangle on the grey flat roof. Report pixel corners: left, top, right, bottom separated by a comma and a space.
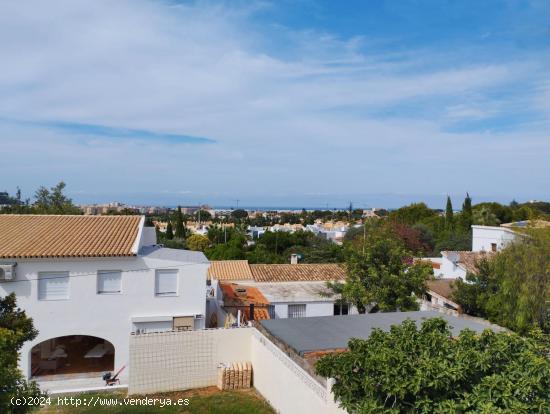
256, 282, 334, 303
260, 311, 503, 354
139, 245, 209, 264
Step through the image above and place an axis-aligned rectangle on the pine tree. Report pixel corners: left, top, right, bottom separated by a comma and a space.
461, 193, 473, 231
175, 206, 185, 239
165, 220, 174, 240
445, 196, 454, 229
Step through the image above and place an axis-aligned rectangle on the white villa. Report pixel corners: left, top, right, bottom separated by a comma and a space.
0, 215, 208, 383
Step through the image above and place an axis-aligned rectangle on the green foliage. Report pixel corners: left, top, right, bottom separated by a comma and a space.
453, 229, 550, 334
332, 222, 432, 313
316, 318, 550, 413
445, 196, 454, 229
473, 205, 500, 226
165, 221, 174, 240
388, 203, 437, 226
33, 182, 81, 214
186, 234, 210, 252
246, 244, 285, 264
460, 192, 473, 231
207, 225, 239, 245
231, 209, 248, 220
0, 294, 44, 414
174, 206, 186, 239
194, 209, 212, 222
205, 235, 246, 260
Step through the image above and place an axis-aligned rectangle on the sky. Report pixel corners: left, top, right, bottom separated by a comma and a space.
1, 0, 549, 209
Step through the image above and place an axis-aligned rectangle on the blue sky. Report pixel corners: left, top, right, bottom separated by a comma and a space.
0, 0, 549, 208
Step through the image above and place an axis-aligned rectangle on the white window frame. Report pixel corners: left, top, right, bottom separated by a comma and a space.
38, 272, 70, 301
287, 303, 306, 318
97, 270, 122, 295
155, 269, 179, 297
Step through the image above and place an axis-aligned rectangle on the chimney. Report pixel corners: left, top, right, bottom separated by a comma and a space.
290, 253, 299, 265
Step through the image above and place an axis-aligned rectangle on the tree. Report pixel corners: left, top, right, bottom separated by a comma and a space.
205, 236, 246, 260
473, 205, 500, 226
316, 318, 550, 413
0, 294, 43, 414
452, 258, 495, 318
186, 234, 209, 252
453, 229, 550, 333
330, 223, 432, 313
33, 182, 81, 214
460, 192, 473, 231
165, 220, 174, 240
388, 203, 437, 226
174, 206, 186, 239
445, 196, 454, 230
194, 209, 212, 223
231, 209, 248, 220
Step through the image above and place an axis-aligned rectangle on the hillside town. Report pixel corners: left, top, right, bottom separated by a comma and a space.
1, 182, 549, 413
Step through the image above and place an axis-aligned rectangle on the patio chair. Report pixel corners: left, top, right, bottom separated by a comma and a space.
102, 365, 125, 386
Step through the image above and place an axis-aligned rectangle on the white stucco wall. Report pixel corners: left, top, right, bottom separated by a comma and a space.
471, 225, 517, 252
272, 301, 358, 319
129, 328, 252, 394
273, 301, 334, 318
437, 256, 467, 280
0, 254, 208, 381
127, 327, 345, 414
250, 330, 345, 414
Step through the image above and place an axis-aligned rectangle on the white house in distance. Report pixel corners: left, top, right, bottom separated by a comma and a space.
0, 215, 208, 383
471, 224, 518, 252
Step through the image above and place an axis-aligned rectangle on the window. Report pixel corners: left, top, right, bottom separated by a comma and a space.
38, 272, 69, 300
97, 271, 122, 294
288, 304, 306, 318
333, 302, 349, 315
491, 243, 497, 252
155, 270, 178, 296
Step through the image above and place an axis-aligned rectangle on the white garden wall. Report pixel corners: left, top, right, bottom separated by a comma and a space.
129, 328, 251, 394
128, 327, 345, 414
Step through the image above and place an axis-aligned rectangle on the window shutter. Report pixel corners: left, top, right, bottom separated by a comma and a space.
155, 270, 178, 296
38, 272, 69, 300
98, 271, 122, 294
288, 304, 306, 318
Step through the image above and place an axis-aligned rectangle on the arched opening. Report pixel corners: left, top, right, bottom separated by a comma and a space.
30, 335, 114, 378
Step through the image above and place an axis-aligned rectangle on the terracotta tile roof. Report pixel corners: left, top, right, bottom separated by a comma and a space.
207, 260, 254, 281
442, 251, 495, 274
219, 282, 270, 322
414, 258, 441, 269
0, 215, 142, 258
427, 278, 456, 299
250, 263, 346, 282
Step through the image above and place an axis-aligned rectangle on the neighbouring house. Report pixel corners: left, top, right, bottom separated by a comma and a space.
435, 250, 495, 280
0, 215, 208, 383
471, 220, 550, 252
421, 278, 461, 313
305, 221, 351, 244
247, 225, 267, 239
207, 260, 354, 326
472, 224, 518, 252
218, 282, 272, 326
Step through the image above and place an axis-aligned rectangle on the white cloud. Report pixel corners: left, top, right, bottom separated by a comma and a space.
0, 0, 548, 204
